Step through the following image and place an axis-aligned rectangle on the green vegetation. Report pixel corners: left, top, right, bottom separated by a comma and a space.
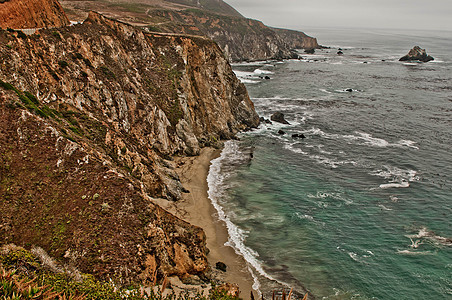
0, 247, 240, 300
17, 30, 28, 39
52, 31, 62, 40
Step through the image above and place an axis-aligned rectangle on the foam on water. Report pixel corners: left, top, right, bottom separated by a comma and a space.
407, 227, 452, 247
254, 68, 274, 75
371, 166, 419, 189
207, 141, 289, 292
379, 181, 410, 189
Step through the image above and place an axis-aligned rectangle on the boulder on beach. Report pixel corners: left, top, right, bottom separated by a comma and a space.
399, 46, 434, 62
271, 112, 290, 124
215, 261, 227, 272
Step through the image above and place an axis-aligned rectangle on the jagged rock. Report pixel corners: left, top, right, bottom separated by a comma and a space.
215, 261, 227, 272
0, 0, 69, 29
399, 46, 434, 62
337, 50, 343, 55
271, 112, 290, 124
278, 130, 286, 135
292, 133, 306, 139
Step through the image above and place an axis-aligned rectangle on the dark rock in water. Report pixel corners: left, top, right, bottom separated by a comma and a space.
304, 48, 315, 54
216, 262, 227, 272
271, 112, 290, 124
292, 133, 306, 139
259, 117, 265, 122
278, 130, 286, 135
338, 48, 342, 51
346, 88, 353, 92
363, 61, 368, 64
382, 59, 386, 62
337, 50, 343, 55
264, 119, 273, 124
264, 76, 270, 80
399, 46, 434, 62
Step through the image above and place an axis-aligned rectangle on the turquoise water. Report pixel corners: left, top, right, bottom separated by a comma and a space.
208, 28, 452, 299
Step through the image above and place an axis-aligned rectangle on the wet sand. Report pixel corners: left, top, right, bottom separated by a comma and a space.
164, 147, 256, 298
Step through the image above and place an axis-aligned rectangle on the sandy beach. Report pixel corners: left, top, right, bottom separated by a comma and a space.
156, 147, 256, 298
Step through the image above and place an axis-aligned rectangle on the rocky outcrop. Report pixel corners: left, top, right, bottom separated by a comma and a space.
0, 11, 258, 286
0, 0, 69, 29
399, 46, 434, 62
271, 112, 290, 125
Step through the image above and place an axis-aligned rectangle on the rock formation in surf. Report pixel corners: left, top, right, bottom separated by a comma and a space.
399, 46, 434, 62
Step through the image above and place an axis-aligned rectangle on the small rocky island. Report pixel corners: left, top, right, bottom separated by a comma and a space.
399, 46, 434, 62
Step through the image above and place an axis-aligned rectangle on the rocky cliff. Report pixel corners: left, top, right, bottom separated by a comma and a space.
0, 11, 258, 286
60, 0, 319, 62
144, 9, 319, 62
0, 0, 70, 29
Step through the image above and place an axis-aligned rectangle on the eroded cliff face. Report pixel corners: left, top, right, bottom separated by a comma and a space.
0, 11, 258, 285
0, 0, 70, 29
60, 1, 319, 62
142, 9, 319, 62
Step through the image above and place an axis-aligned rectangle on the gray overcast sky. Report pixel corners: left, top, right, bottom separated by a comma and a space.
224, 0, 452, 32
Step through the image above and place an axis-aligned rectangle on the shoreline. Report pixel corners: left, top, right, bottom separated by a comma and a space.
169, 147, 256, 298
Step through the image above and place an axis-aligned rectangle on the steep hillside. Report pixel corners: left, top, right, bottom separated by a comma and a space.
145, 8, 319, 61
60, 0, 319, 61
0, 11, 258, 286
0, 0, 70, 29
165, 0, 242, 17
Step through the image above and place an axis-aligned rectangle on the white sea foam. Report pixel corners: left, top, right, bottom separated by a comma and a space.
254, 68, 274, 75
398, 139, 420, 149
407, 227, 452, 247
379, 182, 410, 189
233, 70, 255, 78
372, 166, 419, 189
207, 141, 289, 293
240, 79, 260, 84
396, 250, 434, 255
378, 204, 393, 210
304, 127, 419, 150
283, 143, 356, 168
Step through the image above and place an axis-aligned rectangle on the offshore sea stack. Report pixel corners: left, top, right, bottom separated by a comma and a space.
399, 46, 434, 62
0, 0, 70, 29
0, 9, 259, 287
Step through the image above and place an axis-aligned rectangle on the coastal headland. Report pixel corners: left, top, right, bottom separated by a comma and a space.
0, 0, 317, 298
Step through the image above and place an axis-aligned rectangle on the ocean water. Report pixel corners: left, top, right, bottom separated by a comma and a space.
207, 28, 452, 299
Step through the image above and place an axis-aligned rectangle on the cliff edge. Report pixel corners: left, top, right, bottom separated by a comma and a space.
0, 11, 258, 286
0, 0, 70, 29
